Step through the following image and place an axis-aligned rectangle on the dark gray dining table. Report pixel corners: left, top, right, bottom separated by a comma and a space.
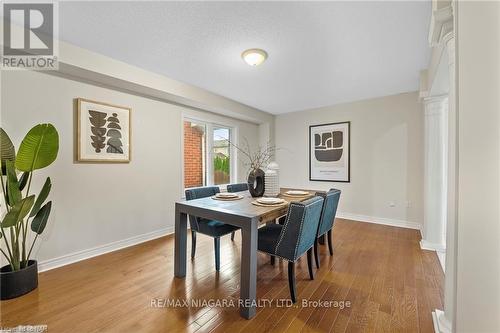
174, 188, 316, 319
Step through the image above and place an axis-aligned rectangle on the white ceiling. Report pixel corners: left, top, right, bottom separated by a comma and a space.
58, 1, 431, 115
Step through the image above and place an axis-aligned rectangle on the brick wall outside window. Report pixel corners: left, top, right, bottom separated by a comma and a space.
184, 121, 204, 188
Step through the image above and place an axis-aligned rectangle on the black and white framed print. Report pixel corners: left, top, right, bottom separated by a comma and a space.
309, 121, 350, 182
77, 98, 131, 163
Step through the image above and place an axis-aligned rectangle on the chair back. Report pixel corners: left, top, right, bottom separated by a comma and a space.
185, 186, 220, 231
316, 189, 341, 237
275, 196, 324, 261
227, 183, 248, 193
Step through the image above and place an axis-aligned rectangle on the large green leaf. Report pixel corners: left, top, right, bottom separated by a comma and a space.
15, 124, 59, 172
30, 177, 51, 218
18, 172, 29, 191
6, 160, 21, 206
31, 201, 52, 235
0, 128, 15, 175
1, 195, 35, 228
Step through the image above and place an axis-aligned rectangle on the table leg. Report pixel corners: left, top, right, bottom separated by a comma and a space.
240, 219, 258, 319
174, 207, 187, 278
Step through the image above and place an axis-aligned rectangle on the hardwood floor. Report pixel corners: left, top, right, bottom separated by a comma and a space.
0, 219, 444, 333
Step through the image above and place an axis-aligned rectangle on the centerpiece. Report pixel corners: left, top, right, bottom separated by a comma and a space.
227, 139, 276, 197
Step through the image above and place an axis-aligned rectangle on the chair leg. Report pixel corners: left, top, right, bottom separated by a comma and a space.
307, 248, 314, 280
327, 230, 334, 255
191, 230, 197, 259
314, 239, 320, 269
318, 234, 325, 245
288, 262, 297, 303
214, 237, 221, 271
270, 255, 275, 266
231, 231, 235, 241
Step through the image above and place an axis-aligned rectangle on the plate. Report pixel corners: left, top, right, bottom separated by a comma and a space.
286, 190, 309, 196
216, 193, 238, 198
257, 197, 285, 205
212, 194, 243, 201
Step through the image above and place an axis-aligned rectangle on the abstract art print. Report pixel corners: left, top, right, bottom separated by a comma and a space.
309, 121, 350, 182
77, 98, 131, 162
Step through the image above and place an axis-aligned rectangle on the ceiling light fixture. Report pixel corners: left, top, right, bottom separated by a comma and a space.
241, 48, 268, 66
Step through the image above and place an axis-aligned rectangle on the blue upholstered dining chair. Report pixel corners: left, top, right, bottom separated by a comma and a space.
185, 186, 240, 271
226, 183, 248, 193
226, 183, 248, 241
257, 196, 324, 303
313, 189, 341, 269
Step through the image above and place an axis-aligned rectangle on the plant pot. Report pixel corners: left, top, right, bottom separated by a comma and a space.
247, 168, 265, 197
0, 260, 38, 300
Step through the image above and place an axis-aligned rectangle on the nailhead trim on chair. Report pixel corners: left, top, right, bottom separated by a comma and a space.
274, 199, 322, 262
292, 206, 306, 261
258, 245, 315, 263
274, 203, 298, 258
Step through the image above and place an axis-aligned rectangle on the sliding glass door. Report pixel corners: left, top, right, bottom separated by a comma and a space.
183, 118, 235, 189
212, 127, 231, 185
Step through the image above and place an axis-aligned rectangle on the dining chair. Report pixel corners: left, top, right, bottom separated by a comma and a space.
226, 183, 248, 193
313, 189, 341, 269
257, 196, 324, 303
185, 186, 240, 271
226, 183, 249, 240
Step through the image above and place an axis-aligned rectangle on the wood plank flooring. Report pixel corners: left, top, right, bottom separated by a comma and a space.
0, 219, 444, 332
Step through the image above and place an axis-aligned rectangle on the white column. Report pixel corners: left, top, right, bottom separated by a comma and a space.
433, 30, 455, 333
421, 96, 448, 255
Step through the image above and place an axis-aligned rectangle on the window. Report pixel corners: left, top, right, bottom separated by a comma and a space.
213, 127, 231, 185
183, 118, 234, 189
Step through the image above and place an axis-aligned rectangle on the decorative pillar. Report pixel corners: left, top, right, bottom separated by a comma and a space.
426, 2, 455, 332
421, 96, 448, 255
433, 30, 456, 333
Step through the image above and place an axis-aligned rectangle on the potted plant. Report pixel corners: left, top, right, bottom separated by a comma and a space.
0, 124, 59, 300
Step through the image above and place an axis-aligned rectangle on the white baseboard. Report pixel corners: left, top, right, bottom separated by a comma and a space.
420, 240, 446, 252
337, 212, 421, 230
38, 227, 173, 272
432, 309, 451, 333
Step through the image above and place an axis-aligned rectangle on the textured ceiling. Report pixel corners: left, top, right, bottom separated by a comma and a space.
57, 1, 431, 114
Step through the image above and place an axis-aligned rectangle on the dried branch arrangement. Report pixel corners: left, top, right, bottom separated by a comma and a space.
223, 137, 276, 173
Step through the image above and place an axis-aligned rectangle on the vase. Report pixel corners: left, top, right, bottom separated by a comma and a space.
264, 162, 280, 197
0, 260, 38, 300
247, 168, 265, 197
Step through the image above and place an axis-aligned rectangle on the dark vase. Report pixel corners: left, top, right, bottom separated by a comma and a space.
247, 168, 265, 197
0, 260, 38, 300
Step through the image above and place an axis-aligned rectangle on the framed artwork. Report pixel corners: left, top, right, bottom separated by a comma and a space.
77, 98, 131, 162
309, 121, 350, 182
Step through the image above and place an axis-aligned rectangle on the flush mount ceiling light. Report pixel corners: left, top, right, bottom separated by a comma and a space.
241, 48, 268, 66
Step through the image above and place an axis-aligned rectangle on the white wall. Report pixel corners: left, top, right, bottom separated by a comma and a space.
275, 92, 423, 227
455, 1, 500, 331
1, 70, 259, 268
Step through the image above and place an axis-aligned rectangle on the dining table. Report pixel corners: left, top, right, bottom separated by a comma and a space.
174, 187, 320, 319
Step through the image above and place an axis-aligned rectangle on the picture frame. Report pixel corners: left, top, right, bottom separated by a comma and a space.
77, 98, 131, 163
309, 121, 350, 182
